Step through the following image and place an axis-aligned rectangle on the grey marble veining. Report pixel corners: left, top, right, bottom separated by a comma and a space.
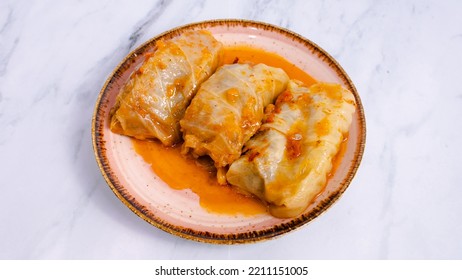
1, 0, 461, 259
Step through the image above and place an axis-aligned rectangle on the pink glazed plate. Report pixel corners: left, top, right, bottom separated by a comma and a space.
92, 20, 366, 244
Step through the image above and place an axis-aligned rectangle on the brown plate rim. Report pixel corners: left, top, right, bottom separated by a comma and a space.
91, 19, 366, 244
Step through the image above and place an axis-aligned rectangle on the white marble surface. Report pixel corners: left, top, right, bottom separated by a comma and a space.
1, 0, 461, 259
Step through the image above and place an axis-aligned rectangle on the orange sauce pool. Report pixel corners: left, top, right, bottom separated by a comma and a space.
132, 46, 344, 216
222, 46, 317, 87
133, 140, 266, 215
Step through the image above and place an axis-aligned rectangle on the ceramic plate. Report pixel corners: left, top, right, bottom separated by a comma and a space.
92, 19, 366, 244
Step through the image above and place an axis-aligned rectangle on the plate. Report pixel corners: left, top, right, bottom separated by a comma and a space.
92, 19, 366, 244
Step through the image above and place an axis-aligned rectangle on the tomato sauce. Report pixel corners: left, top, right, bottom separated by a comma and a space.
132, 45, 343, 216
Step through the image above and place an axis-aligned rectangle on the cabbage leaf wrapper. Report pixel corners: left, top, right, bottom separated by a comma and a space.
180, 63, 289, 183
110, 30, 223, 146
227, 80, 356, 218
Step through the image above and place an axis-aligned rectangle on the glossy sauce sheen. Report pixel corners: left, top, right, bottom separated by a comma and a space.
132, 140, 266, 215
132, 45, 344, 215
222, 46, 317, 87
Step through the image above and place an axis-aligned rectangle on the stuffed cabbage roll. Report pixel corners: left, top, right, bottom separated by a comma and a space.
110, 30, 223, 146
180, 63, 289, 183
226, 80, 356, 218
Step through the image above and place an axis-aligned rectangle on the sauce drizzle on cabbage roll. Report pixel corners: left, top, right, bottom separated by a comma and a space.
226, 80, 356, 218
180, 63, 289, 183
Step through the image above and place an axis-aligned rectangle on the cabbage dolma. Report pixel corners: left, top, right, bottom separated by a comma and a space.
226, 80, 356, 218
180, 63, 289, 183
110, 30, 223, 146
